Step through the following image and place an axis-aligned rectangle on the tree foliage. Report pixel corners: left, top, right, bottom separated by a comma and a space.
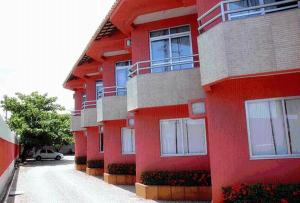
1, 92, 73, 154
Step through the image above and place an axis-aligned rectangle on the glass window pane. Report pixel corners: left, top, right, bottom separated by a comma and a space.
150, 29, 169, 38
285, 99, 300, 154
96, 81, 103, 99
186, 119, 207, 154
192, 102, 206, 115
170, 25, 190, 34
132, 130, 135, 153
122, 128, 133, 153
228, 0, 262, 20
171, 36, 193, 70
116, 67, 128, 96
247, 101, 276, 156
269, 100, 289, 155
151, 39, 170, 73
161, 120, 177, 155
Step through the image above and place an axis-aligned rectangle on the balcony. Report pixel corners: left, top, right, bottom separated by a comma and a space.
70, 111, 83, 132
97, 86, 128, 123
81, 101, 97, 127
197, 0, 300, 86
127, 55, 205, 111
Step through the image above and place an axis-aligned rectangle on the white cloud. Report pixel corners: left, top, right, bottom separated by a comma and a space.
0, 0, 115, 116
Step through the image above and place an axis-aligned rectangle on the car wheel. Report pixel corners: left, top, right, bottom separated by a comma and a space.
36, 156, 42, 161
55, 156, 61, 160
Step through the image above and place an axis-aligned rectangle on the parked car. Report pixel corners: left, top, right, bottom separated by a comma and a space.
34, 149, 64, 161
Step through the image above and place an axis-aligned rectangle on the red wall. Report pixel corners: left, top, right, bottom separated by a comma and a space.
0, 138, 19, 176
74, 131, 87, 157
103, 120, 135, 172
135, 105, 210, 182
86, 127, 104, 161
131, 14, 199, 65
206, 73, 300, 202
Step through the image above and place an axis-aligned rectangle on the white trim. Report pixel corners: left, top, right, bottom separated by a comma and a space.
245, 96, 300, 160
0, 160, 15, 200
159, 117, 208, 157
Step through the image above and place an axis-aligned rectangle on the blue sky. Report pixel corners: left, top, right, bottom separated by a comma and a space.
0, 0, 115, 116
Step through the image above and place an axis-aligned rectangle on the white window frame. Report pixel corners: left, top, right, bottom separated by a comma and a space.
149, 25, 194, 73
245, 96, 300, 160
121, 127, 135, 155
96, 80, 103, 100
115, 61, 131, 96
159, 118, 208, 157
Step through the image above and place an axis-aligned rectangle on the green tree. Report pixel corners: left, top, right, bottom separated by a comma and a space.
1, 92, 73, 161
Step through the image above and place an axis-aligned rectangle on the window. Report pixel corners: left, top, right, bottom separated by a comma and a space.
41, 149, 46, 153
116, 61, 130, 96
47, 150, 54, 153
99, 126, 104, 153
96, 80, 103, 100
121, 128, 135, 154
82, 94, 87, 109
246, 97, 300, 159
160, 118, 207, 156
150, 25, 193, 73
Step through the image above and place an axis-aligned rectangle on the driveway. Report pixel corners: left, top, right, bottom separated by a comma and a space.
5, 156, 207, 203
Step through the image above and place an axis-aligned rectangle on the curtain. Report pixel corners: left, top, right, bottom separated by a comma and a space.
122, 128, 133, 153
186, 119, 207, 154
161, 120, 177, 155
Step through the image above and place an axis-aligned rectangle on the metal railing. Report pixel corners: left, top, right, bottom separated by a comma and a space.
82, 100, 97, 109
71, 110, 81, 116
100, 86, 127, 97
129, 54, 199, 78
198, 0, 299, 32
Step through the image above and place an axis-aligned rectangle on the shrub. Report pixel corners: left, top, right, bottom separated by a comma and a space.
87, 160, 104, 169
75, 156, 86, 165
107, 163, 136, 175
223, 183, 300, 203
140, 170, 211, 186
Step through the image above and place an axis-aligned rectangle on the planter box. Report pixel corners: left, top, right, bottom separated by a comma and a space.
86, 167, 104, 176
135, 183, 212, 201
75, 164, 86, 171
104, 173, 136, 185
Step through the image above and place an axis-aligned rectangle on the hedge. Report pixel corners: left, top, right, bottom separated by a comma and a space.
87, 160, 104, 169
223, 183, 300, 203
140, 170, 211, 186
75, 156, 86, 165
107, 163, 136, 175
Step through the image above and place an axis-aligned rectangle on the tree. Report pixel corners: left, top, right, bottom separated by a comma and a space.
1, 92, 73, 161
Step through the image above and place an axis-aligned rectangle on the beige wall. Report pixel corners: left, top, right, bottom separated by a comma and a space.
81, 108, 97, 127
198, 9, 300, 86
127, 68, 205, 111
97, 96, 127, 122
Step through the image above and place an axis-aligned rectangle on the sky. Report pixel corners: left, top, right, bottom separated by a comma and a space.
0, 0, 115, 117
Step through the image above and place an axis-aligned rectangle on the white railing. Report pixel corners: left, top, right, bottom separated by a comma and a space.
82, 100, 97, 109
129, 54, 199, 78
198, 0, 299, 32
71, 110, 81, 116
100, 86, 127, 97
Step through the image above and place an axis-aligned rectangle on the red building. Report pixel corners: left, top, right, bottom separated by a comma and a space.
64, 0, 300, 202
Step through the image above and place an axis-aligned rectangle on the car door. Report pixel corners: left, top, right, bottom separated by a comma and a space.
40, 149, 47, 159
47, 150, 56, 159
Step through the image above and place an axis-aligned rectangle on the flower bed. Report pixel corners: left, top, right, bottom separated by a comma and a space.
107, 163, 136, 175
223, 183, 300, 203
141, 170, 211, 186
87, 160, 104, 169
74, 156, 86, 171
136, 170, 212, 201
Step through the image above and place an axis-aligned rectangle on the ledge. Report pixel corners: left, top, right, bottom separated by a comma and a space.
104, 173, 136, 185
135, 183, 212, 201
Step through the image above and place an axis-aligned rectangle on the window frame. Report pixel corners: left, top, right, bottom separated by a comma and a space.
115, 60, 131, 96
96, 80, 103, 100
149, 24, 194, 73
159, 117, 208, 157
121, 127, 135, 155
245, 96, 300, 160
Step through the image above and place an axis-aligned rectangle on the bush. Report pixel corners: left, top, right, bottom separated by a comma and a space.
87, 160, 104, 169
107, 163, 136, 175
75, 156, 86, 165
223, 183, 300, 203
140, 170, 211, 186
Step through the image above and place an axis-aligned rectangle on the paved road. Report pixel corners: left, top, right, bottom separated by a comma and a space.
5, 156, 207, 203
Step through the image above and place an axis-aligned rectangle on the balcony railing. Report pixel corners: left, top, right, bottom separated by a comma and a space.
71, 110, 81, 116
82, 100, 97, 109
198, 0, 299, 32
101, 86, 127, 97
128, 54, 200, 78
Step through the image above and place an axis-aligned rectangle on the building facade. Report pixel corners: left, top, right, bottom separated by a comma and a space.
64, 0, 300, 202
